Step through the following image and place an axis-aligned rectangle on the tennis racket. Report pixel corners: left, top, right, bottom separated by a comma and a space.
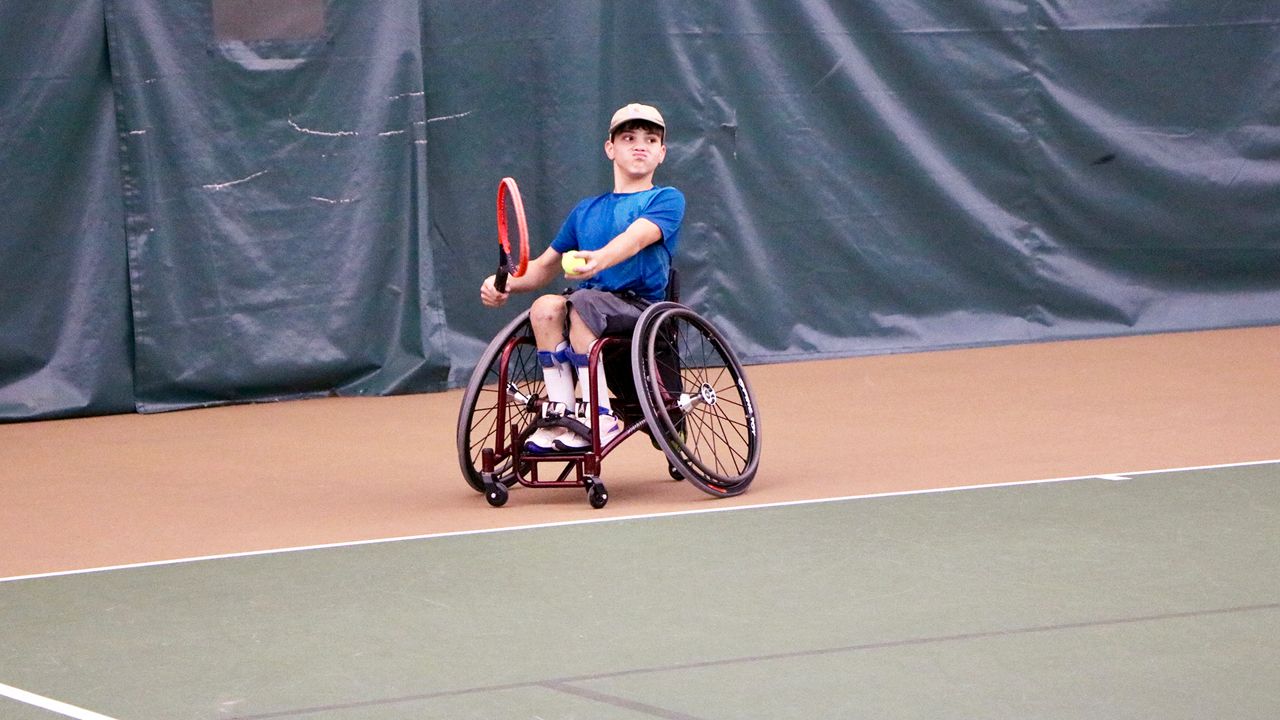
494, 177, 529, 292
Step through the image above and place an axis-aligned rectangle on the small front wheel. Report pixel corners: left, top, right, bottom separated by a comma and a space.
586, 478, 609, 509
485, 482, 509, 507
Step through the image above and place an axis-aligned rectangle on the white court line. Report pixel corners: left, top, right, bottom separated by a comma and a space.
0, 682, 120, 720
2, 457, 1277, 585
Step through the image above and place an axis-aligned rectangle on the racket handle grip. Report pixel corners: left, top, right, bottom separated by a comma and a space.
495, 270, 508, 293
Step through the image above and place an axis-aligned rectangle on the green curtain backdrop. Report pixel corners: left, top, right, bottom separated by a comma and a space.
2, 1, 1278, 420
106, 0, 448, 413
0, 2, 135, 418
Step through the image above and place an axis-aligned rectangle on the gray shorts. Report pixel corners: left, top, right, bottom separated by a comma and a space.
566, 288, 651, 338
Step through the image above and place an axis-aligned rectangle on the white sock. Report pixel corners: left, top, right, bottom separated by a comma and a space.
538, 342, 576, 412
574, 356, 612, 416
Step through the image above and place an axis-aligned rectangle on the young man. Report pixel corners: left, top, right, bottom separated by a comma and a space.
480, 103, 685, 453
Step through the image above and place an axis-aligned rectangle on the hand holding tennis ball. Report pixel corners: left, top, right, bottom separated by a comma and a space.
561, 250, 588, 276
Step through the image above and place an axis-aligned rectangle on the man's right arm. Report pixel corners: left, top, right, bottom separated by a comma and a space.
480, 247, 564, 307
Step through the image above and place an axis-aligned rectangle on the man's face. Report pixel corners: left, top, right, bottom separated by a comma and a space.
606, 127, 666, 179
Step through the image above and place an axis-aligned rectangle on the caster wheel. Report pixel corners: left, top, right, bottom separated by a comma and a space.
486, 482, 509, 507
667, 463, 683, 482
586, 479, 608, 509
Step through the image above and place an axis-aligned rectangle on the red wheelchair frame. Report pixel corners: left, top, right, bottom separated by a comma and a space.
458, 301, 761, 508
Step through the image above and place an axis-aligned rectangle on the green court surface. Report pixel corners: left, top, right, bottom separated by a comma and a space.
2, 463, 1278, 719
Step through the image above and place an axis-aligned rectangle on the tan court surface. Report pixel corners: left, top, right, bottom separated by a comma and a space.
2, 324, 1278, 578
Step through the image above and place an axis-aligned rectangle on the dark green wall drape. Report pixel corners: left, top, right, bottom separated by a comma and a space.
3, 1, 1278, 420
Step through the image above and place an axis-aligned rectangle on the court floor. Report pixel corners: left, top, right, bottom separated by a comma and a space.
3, 326, 1278, 718
3, 461, 1278, 720
4, 325, 1279, 581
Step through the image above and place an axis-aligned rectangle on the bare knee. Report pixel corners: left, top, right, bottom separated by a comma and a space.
529, 294, 568, 346
530, 294, 568, 324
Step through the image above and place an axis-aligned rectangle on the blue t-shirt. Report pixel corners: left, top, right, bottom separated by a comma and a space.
550, 186, 685, 303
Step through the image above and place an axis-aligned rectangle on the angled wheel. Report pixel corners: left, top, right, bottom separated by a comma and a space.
485, 479, 509, 507
456, 311, 542, 493
632, 305, 761, 497
586, 477, 609, 509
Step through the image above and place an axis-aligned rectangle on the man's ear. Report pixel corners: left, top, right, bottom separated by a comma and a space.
604, 139, 615, 160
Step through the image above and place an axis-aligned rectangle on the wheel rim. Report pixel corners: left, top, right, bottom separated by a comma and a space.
457, 314, 542, 492
638, 307, 760, 494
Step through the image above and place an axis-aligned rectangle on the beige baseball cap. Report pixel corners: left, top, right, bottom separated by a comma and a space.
608, 103, 665, 134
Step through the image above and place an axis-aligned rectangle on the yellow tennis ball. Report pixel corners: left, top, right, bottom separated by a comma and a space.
562, 251, 587, 274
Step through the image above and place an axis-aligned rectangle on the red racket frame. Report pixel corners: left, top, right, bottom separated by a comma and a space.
494, 177, 529, 292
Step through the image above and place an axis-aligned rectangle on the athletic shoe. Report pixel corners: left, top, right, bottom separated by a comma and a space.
525, 426, 566, 454
554, 409, 623, 452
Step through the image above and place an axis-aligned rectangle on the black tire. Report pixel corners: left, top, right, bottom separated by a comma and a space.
586, 478, 609, 509
631, 306, 761, 497
486, 481, 509, 507
456, 311, 542, 493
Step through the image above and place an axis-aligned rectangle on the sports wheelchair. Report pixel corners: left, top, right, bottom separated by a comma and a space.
456, 284, 761, 508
